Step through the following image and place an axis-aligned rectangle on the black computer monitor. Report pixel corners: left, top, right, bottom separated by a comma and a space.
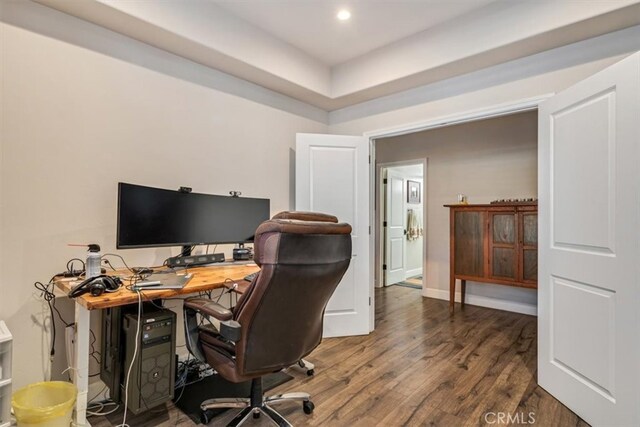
116, 182, 270, 249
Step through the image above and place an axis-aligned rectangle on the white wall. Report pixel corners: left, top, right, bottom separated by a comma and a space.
376, 112, 538, 311
0, 4, 326, 390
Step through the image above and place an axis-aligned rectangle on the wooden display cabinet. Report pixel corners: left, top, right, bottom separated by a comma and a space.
445, 203, 538, 313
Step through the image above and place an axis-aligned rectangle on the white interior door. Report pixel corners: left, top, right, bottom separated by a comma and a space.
539, 52, 640, 426
296, 133, 370, 337
384, 170, 406, 286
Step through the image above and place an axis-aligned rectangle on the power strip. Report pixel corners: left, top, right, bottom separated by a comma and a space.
198, 366, 215, 379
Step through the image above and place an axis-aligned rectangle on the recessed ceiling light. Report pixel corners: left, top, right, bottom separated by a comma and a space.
337, 10, 351, 21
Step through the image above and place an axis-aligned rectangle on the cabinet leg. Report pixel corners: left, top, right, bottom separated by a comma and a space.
461, 280, 466, 308
449, 277, 455, 314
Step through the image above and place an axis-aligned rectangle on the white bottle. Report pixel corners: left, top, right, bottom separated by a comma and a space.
86, 244, 101, 278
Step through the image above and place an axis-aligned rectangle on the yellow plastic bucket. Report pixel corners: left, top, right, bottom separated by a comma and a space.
12, 381, 77, 427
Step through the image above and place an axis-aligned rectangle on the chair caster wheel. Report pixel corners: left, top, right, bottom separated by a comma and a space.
201, 409, 216, 424
253, 411, 261, 419
306, 369, 315, 376
303, 400, 315, 415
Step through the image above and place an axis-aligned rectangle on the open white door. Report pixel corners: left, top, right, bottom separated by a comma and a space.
539, 52, 640, 425
296, 133, 370, 337
384, 170, 406, 286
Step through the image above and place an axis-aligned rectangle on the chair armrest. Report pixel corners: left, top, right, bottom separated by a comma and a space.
220, 320, 242, 342
184, 298, 242, 343
184, 298, 232, 321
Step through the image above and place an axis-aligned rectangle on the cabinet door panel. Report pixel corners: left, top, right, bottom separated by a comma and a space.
523, 249, 538, 282
493, 214, 516, 244
492, 247, 516, 279
454, 211, 484, 277
523, 213, 538, 245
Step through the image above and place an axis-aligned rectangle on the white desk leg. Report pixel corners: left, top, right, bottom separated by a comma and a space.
73, 303, 92, 427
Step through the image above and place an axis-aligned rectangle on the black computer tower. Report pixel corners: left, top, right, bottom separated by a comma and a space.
101, 303, 176, 414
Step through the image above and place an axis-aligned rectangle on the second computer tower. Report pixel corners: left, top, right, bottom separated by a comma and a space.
121, 309, 176, 415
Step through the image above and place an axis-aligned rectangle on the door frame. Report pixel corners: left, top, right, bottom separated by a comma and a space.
363, 94, 553, 330
377, 159, 427, 290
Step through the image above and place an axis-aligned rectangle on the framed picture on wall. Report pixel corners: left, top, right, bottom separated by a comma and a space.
407, 180, 420, 204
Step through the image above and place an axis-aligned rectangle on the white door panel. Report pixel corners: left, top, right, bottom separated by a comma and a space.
309, 147, 356, 225
326, 264, 355, 312
552, 90, 615, 252
385, 171, 406, 285
539, 52, 640, 426
296, 133, 370, 337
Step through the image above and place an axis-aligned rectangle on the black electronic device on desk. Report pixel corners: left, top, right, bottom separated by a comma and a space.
233, 245, 253, 261
165, 253, 225, 268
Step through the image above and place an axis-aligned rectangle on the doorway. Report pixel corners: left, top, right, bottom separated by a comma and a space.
377, 160, 426, 290
371, 110, 539, 315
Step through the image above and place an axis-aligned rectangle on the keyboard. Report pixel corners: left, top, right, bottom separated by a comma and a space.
244, 271, 259, 282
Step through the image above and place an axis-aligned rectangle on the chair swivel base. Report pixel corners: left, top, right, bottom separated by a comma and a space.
200, 378, 315, 427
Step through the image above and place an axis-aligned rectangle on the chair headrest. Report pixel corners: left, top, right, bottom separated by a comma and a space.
253, 218, 352, 266
271, 211, 338, 223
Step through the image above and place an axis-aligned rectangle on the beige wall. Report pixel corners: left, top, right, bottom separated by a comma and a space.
376, 112, 538, 306
0, 12, 326, 389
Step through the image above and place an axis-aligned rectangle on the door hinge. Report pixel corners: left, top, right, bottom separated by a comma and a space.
382, 264, 387, 270
383, 178, 388, 184
368, 226, 371, 235
369, 297, 372, 306
368, 155, 371, 164
383, 221, 387, 227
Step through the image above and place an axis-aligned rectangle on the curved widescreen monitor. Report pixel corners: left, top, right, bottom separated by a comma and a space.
117, 182, 270, 249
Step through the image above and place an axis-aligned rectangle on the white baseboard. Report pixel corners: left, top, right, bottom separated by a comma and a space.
422, 287, 537, 316
405, 268, 423, 279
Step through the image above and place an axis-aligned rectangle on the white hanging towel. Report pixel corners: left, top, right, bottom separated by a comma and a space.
407, 209, 423, 241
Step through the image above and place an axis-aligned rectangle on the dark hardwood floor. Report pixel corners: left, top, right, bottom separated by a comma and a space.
92, 286, 588, 426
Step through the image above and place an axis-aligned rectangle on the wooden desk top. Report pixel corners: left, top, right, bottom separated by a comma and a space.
54, 264, 260, 310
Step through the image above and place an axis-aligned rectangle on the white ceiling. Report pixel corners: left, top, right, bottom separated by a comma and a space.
212, 0, 496, 66
34, 0, 640, 111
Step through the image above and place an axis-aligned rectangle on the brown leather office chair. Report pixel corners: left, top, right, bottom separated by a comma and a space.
183, 212, 352, 426
271, 211, 341, 377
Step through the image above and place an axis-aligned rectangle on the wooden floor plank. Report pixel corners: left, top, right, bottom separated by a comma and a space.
91, 285, 588, 427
